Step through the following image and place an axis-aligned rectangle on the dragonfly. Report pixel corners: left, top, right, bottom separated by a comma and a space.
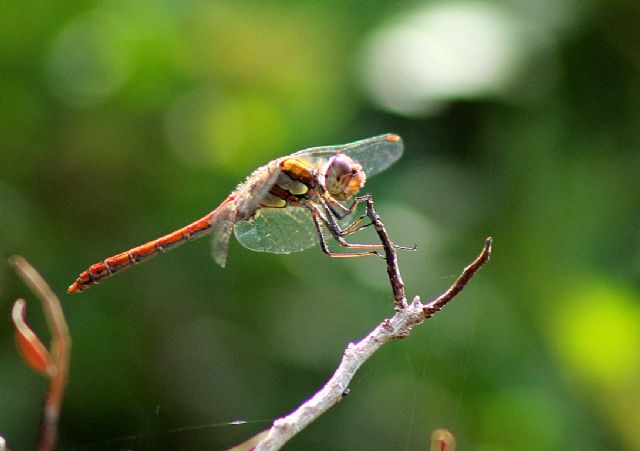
68, 133, 406, 293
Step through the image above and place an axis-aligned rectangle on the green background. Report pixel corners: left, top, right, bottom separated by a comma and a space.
1, 1, 639, 450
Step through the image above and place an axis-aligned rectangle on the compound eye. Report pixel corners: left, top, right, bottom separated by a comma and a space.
324, 154, 364, 200
328, 155, 353, 179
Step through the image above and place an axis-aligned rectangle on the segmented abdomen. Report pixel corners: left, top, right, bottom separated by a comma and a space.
67, 197, 234, 293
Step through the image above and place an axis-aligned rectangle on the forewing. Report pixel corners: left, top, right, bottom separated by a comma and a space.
292, 134, 403, 178
234, 207, 319, 254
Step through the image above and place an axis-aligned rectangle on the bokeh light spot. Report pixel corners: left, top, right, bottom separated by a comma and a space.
165, 88, 289, 173
361, 2, 526, 116
46, 10, 132, 106
550, 279, 640, 388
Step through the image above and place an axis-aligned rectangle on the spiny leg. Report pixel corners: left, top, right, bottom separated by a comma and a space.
319, 199, 415, 251
348, 194, 416, 251
324, 194, 367, 220
321, 195, 380, 237
339, 213, 372, 236
313, 203, 386, 251
310, 208, 381, 258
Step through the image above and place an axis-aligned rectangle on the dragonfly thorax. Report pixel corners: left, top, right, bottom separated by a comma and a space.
321, 154, 366, 201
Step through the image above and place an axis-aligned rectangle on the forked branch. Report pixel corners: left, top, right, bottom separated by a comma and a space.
246, 198, 492, 451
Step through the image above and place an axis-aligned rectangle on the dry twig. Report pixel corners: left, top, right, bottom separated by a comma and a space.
248, 197, 492, 451
9, 256, 71, 451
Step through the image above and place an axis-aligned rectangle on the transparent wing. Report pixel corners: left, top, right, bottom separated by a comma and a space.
210, 199, 238, 268
292, 133, 403, 178
210, 161, 282, 266
234, 207, 319, 254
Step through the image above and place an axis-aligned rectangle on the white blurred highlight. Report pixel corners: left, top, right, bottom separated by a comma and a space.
361, 2, 526, 116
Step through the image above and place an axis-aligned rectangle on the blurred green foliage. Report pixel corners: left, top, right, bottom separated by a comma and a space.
1, 1, 639, 450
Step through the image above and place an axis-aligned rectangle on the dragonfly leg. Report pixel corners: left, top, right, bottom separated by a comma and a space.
320, 196, 375, 237
328, 205, 374, 237
340, 214, 374, 236
312, 204, 387, 253
322, 194, 385, 237
310, 208, 382, 258
325, 195, 362, 220
350, 194, 417, 250
321, 196, 416, 251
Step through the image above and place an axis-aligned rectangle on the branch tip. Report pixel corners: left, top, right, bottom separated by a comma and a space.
423, 238, 492, 317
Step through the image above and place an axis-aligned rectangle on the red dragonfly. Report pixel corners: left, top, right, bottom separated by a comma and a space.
68, 134, 404, 293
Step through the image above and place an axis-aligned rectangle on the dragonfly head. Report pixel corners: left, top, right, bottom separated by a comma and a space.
323, 154, 366, 201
